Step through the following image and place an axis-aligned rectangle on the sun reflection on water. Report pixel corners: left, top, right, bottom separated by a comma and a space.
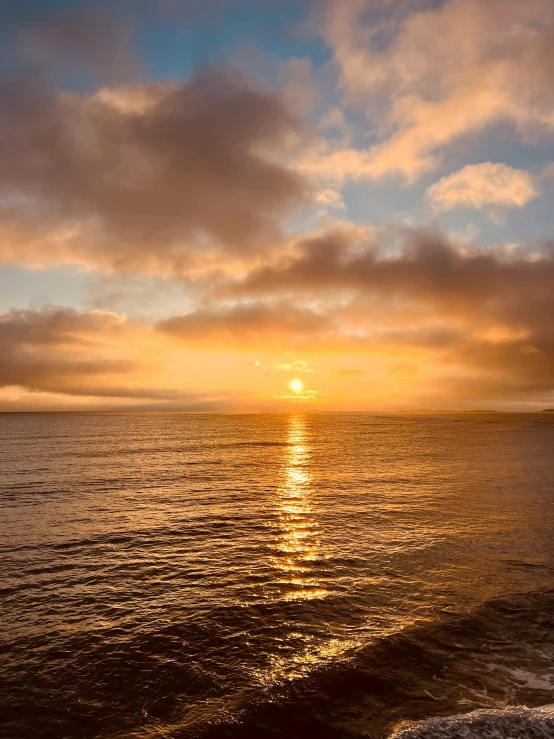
274, 415, 328, 601
258, 418, 361, 685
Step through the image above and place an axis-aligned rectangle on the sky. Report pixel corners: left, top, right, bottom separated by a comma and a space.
1, 0, 554, 412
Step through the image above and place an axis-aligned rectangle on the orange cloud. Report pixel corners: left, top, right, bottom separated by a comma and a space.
221, 227, 554, 399
3, 222, 554, 409
0, 306, 262, 410
157, 303, 332, 351
426, 163, 539, 212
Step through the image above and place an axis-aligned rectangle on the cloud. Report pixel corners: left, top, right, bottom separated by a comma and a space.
2, 0, 554, 410
318, 0, 554, 181
0, 306, 149, 397
274, 359, 316, 372
0, 305, 254, 410
280, 56, 321, 117
0, 1, 140, 84
0, 0, 241, 83
426, 163, 539, 212
157, 303, 332, 350
0, 70, 309, 275
2, 227, 554, 408
224, 227, 554, 399
230, 228, 553, 313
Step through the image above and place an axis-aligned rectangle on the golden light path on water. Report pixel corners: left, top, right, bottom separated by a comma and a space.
261, 415, 363, 684
275, 415, 327, 601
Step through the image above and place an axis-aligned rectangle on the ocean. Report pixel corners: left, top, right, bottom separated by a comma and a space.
1, 412, 554, 738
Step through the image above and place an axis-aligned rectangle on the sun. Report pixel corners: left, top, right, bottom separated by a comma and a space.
289, 378, 304, 394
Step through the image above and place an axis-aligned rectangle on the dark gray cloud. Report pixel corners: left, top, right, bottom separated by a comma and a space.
0, 0, 311, 279
231, 228, 554, 318
0, 69, 308, 274
0, 0, 237, 83
0, 307, 132, 396
0, 1, 141, 86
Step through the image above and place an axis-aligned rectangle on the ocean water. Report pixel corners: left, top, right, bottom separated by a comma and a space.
1, 412, 554, 739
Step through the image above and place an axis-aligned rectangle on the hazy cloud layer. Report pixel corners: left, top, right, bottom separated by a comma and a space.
222, 228, 554, 399
3, 223, 554, 407
0, 306, 238, 408
0, 307, 134, 396
158, 303, 332, 350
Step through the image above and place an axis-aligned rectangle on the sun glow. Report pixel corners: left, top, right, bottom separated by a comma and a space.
289, 378, 304, 394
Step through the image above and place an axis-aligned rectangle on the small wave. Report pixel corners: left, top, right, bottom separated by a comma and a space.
186, 589, 554, 739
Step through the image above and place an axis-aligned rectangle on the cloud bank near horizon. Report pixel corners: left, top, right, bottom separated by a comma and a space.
1, 0, 554, 411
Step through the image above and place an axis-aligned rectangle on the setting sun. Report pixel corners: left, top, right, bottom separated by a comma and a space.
289, 378, 304, 394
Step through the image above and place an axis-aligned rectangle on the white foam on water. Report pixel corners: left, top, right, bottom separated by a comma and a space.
388, 704, 554, 738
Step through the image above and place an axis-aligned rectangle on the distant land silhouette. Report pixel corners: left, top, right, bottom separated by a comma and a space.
398, 409, 499, 414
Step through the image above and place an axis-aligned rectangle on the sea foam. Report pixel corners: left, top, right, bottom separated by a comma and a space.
389, 704, 554, 738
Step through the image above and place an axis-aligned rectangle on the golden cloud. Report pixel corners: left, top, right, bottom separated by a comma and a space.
426, 163, 539, 212
318, 0, 554, 181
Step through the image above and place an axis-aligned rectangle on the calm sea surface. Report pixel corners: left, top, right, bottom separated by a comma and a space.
1, 412, 554, 738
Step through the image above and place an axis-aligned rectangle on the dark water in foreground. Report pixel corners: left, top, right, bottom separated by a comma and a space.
1, 412, 554, 739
